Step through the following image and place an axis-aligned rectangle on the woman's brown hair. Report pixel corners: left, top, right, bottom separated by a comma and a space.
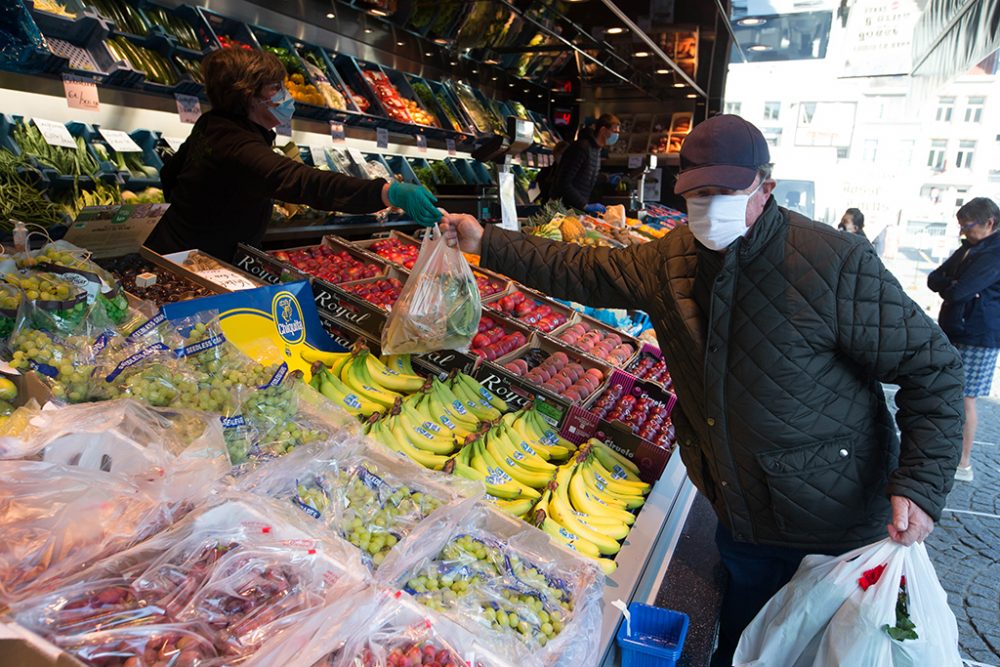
202, 47, 285, 115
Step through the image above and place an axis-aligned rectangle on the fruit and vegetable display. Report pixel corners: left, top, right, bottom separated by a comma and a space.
11, 120, 100, 178
361, 68, 413, 124
411, 80, 465, 133
299, 52, 348, 111
217, 34, 252, 50
557, 323, 636, 365
343, 277, 403, 310
85, 0, 149, 35
470, 315, 527, 361
105, 36, 179, 86
0, 150, 66, 231
450, 82, 503, 135
32, 0, 76, 18
97, 253, 214, 305
368, 237, 419, 269
491, 291, 568, 333
143, 6, 200, 51
474, 272, 505, 298
628, 353, 672, 387
272, 245, 384, 284
501, 349, 605, 403
590, 383, 675, 449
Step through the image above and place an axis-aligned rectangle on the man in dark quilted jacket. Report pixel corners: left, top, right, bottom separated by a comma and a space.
441, 115, 964, 667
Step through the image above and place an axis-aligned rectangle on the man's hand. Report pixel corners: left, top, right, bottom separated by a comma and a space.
439, 213, 484, 255
888, 495, 934, 545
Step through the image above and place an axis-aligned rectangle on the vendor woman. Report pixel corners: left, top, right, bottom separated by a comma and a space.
145, 47, 441, 261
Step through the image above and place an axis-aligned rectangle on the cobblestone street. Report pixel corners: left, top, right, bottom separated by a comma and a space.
920, 394, 1000, 666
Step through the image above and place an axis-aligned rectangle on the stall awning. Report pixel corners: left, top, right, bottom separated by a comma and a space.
911, 0, 1000, 79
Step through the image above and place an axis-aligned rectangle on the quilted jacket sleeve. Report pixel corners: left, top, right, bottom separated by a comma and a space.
835, 242, 964, 520
479, 225, 658, 309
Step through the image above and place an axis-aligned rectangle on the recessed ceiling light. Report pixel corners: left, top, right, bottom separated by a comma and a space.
508, 82, 514, 87
655, 68, 670, 74
523, 88, 529, 93
425, 51, 433, 56
396, 41, 405, 46
368, 8, 388, 17
450, 61, 457, 66
748, 44, 771, 51
433, 38, 448, 45
363, 28, 373, 33
491, 76, 498, 81
325, 12, 335, 19
635, 51, 649, 57
537, 94, 543, 98
485, 58, 499, 65
673, 82, 686, 88
606, 27, 625, 35
686, 93, 697, 98
575, 97, 584, 102
737, 17, 766, 26
471, 69, 478, 74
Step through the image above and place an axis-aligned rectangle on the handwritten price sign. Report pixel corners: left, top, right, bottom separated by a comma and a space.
62, 75, 99, 111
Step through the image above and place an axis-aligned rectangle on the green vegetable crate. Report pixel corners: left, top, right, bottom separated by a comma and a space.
3, 116, 105, 186
24, 0, 107, 49
140, 1, 213, 57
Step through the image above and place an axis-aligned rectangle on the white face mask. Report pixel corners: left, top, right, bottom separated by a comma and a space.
686, 180, 764, 251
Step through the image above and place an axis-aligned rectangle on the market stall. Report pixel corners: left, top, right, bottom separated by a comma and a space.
0, 1, 730, 665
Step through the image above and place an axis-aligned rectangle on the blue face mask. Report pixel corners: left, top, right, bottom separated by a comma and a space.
606, 132, 620, 146
268, 88, 295, 127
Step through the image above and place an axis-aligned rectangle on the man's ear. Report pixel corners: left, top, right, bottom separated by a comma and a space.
762, 179, 777, 196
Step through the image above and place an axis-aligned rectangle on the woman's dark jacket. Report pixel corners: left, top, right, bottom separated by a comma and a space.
145, 110, 386, 261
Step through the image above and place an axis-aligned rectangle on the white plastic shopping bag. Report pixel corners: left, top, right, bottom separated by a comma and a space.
734, 538, 962, 667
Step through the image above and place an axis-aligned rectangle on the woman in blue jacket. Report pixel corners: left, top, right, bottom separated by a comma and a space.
929, 197, 1000, 482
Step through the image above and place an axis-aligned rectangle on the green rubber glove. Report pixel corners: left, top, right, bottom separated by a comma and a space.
387, 181, 442, 226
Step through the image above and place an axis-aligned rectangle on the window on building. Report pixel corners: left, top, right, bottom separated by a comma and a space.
837, 146, 849, 159
862, 139, 878, 162
955, 140, 976, 169
762, 127, 782, 147
955, 188, 969, 207
927, 139, 947, 169
897, 139, 915, 166
936, 96, 955, 122
964, 96, 985, 123
725, 101, 742, 115
800, 102, 816, 125
763, 101, 781, 121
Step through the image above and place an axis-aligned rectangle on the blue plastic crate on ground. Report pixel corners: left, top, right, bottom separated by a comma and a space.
616, 603, 689, 667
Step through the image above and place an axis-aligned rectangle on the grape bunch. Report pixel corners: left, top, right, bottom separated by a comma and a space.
404, 535, 573, 647
9, 329, 106, 403
3, 271, 81, 302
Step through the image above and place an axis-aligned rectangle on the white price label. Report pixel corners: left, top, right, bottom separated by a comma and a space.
175, 94, 202, 124
446, 139, 457, 156
62, 74, 99, 111
416, 134, 427, 154
197, 268, 258, 291
32, 118, 76, 148
628, 154, 643, 169
162, 136, 185, 151
99, 129, 142, 153
376, 127, 389, 149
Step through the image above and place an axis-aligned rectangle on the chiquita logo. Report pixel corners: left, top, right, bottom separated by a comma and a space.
272, 291, 305, 344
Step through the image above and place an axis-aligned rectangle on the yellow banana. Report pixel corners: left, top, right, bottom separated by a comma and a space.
548, 467, 621, 555
422, 388, 473, 442
449, 375, 501, 421
494, 496, 536, 518
382, 353, 416, 375
569, 465, 637, 526
398, 401, 456, 455
525, 407, 576, 459
471, 437, 540, 499
590, 438, 643, 481
532, 490, 603, 558
578, 463, 646, 510
300, 347, 351, 369
341, 353, 400, 410
455, 371, 508, 412
377, 413, 449, 470
587, 456, 651, 496
365, 352, 425, 393
430, 378, 480, 428
484, 430, 554, 489
508, 410, 552, 461
318, 368, 382, 417
493, 422, 555, 473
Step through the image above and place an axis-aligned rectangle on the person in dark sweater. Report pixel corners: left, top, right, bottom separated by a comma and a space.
838, 207, 868, 241
549, 114, 620, 210
533, 140, 568, 203
145, 48, 440, 262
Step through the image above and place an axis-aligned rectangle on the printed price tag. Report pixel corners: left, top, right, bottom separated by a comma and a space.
175, 94, 202, 124
99, 129, 142, 153
628, 154, 643, 169
416, 134, 427, 154
376, 127, 389, 149
62, 74, 99, 111
446, 139, 456, 156
309, 146, 327, 168
32, 118, 75, 148
329, 121, 346, 143
162, 136, 185, 151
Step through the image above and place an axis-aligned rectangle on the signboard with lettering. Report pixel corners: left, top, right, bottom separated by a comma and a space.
65, 204, 169, 258
232, 244, 309, 285
841, 0, 920, 77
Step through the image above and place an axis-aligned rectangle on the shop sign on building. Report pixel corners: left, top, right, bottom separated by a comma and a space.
841, 0, 921, 78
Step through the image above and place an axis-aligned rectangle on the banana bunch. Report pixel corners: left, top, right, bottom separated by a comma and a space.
445, 370, 507, 421
447, 432, 540, 513
306, 346, 426, 419
505, 403, 577, 462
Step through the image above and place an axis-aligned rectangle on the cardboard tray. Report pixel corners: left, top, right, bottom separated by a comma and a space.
140, 246, 265, 293
268, 236, 391, 284
485, 285, 575, 334
548, 310, 642, 370
230, 243, 312, 286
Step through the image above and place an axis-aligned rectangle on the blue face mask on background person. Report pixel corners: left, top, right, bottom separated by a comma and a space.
268, 88, 295, 127
606, 131, 620, 145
